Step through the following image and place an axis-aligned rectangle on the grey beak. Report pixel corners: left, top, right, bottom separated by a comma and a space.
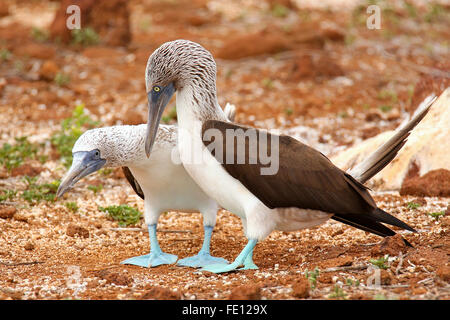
56, 151, 106, 198
145, 83, 175, 157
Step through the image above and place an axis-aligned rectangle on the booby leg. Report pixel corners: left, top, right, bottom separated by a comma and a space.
177, 225, 228, 268
201, 239, 258, 273
121, 224, 177, 267
239, 247, 258, 270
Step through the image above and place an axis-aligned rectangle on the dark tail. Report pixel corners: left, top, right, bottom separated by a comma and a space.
332, 208, 416, 247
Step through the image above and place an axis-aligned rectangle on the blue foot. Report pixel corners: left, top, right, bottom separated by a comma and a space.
238, 249, 258, 270
201, 239, 258, 274
201, 262, 241, 274
239, 261, 259, 270
121, 252, 178, 268
177, 252, 229, 268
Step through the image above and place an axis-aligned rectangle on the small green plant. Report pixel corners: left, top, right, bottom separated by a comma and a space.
304, 267, 320, 289
54, 72, 70, 87
345, 278, 360, 287
139, 19, 151, 32
338, 111, 348, 118
373, 293, 387, 300
378, 89, 398, 103
0, 136, 42, 171
51, 104, 99, 168
284, 108, 293, 116
162, 106, 177, 124
0, 48, 11, 61
271, 4, 290, 18
71, 28, 100, 46
344, 33, 356, 46
21, 176, 60, 205
328, 285, 347, 299
403, 1, 417, 18
31, 27, 49, 42
351, 4, 368, 26
370, 255, 389, 270
379, 105, 393, 113
99, 205, 142, 227
65, 202, 78, 213
88, 184, 103, 194
428, 211, 445, 221
14, 60, 24, 72
99, 168, 113, 176
0, 190, 17, 202
425, 3, 445, 23
262, 78, 274, 89
407, 202, 421, 210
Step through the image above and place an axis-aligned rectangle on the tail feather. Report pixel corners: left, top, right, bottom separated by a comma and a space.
340, 96, 437, 246
371, 208, 416, 233
349, 94, 437, 184
332, 210, 414, 247
224, 103, 236, 122
331, 214, 396, 238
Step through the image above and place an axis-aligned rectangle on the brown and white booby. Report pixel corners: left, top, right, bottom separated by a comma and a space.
143, 40, 435, 273
56, 103, 236, 268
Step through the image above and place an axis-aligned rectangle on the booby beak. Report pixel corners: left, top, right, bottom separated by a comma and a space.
145, 82, 175, 157
56, 150, 106, 198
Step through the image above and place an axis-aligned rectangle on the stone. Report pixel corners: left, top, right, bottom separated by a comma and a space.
228, 284, 261, 300
0, 205, 16, 219
66, 224, 89, 238
39, 60, 60, 81
292, 278, 310, 298
400, 169, 450, 197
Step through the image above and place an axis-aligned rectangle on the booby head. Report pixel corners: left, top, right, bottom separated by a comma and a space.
144, 40, 218, 157
56, 126, 145, 198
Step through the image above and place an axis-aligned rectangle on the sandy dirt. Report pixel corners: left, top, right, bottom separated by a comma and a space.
0, 0, 449, 300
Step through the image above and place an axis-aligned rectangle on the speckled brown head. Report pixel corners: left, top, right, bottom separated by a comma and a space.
144, 40, 219, 157
145, 39, 217, 92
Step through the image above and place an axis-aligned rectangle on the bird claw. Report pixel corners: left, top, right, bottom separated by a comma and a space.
121, 252, 178, 268
238, 261, 259, 270
200, 262, 242, 274
177, 252, 228, 268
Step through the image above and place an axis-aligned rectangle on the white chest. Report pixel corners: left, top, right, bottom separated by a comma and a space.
177, 118, 261, 219
128, 145, 213, 212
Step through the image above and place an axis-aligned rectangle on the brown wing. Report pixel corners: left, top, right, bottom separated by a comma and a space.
122, 167, 144, 199
202, 120, 374, 215
201, 120, 415, 236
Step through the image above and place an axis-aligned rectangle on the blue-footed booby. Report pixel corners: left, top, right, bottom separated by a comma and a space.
143, 40, 436, 274
56, 103, 236, 268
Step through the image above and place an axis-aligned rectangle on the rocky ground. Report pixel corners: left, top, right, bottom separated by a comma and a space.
0, 0, 449, 300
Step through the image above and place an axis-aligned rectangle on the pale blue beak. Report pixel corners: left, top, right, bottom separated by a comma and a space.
56, 150, 106, 198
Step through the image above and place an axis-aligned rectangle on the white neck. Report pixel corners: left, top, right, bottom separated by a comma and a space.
176, 85, 227, 130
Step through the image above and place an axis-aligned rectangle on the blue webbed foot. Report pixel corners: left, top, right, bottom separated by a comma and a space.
201, 262, 241, 274
121, 251, 178, 268
177, 252, 228, 268
239, 260, 259, 270
201, 239, 259, 274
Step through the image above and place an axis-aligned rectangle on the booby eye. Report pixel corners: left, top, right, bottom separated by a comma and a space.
153, 86, 161, 92
94, 150, 100, 158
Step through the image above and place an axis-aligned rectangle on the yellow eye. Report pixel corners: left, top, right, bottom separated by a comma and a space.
153, 86, 160, 92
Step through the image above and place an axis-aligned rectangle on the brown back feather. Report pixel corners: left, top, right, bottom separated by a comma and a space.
201, 120, 376, 215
